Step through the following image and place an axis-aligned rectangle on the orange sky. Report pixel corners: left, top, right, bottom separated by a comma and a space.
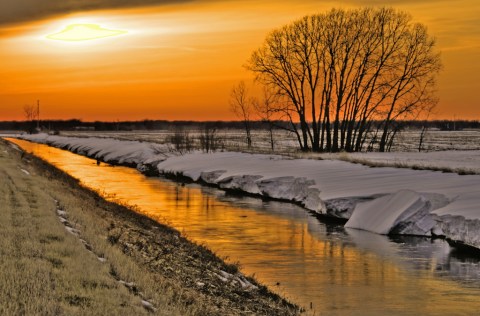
0, 0, 479, 121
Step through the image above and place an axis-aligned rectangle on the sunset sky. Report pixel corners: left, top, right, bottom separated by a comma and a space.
1, 0, 479, 121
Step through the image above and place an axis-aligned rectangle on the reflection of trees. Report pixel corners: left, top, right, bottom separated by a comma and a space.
173, 183, 193, 210
348, 231, 480, 287
202, 195, 213, 212
390, 235, 480, 286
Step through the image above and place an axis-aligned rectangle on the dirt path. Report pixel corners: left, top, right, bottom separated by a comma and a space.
0, 139, 299, 315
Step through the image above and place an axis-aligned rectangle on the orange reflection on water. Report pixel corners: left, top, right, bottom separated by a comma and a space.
8, 138, 480, 315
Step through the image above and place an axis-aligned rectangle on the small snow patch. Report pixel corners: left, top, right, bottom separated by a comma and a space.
58, 217, 68, 224
20, 168, 30, 175
141, 300, 156, 312
65, 226, 80, 236
119, 280, 136, 288
118, 280, 156, 312
8, 143, 21, 152
216, 270, 258, 291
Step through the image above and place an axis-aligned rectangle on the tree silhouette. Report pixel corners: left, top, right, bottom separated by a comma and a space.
230, 81, 254, 149
247, 7, 441, 152
23, 104, 38, 134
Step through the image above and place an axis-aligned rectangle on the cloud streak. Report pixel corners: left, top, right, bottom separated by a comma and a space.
0, 0, 192, 25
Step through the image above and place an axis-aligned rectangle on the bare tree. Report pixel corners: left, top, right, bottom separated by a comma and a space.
253, 87, 278, 152
199, 124, 219, 153
23, 104, 38, 134
230, 81, 254, 149
169, 126, 193, 154
247, 7, 441, 152
23, 104, 37, 121
418, 108, 434, 152
377, 23, 441, 152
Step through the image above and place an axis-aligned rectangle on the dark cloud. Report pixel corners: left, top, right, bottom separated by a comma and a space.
0, 0, 192, 25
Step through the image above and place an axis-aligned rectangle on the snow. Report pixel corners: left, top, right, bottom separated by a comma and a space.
155, 151, 478, 214
18, 133, 172, 168
118, 280, 156, 311
14, 133, 480, 251
320, 150, 480, 174
345, 190, 437, 236
141, 300, 156, 312
20, 168, 30, 175
8, 142, 21, 152
216, 270, 258, 291
65, 226, 80, 236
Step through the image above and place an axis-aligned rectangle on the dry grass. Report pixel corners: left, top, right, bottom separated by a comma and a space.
333, 154, 478, 175
285, 151, 479, 175
0, 145, 149, 315
0, 140, 299, 315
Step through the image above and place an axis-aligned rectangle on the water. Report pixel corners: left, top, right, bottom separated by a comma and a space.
9, 138, 480, 315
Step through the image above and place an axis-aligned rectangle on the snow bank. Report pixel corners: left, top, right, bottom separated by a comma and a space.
13, 134, 480, 251
345, 190, 438, 236
157, 152, 326, 212
19, 133, 173, 169
157, 152, 480, 249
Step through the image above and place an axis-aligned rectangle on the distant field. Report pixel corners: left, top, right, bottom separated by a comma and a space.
59, 129, 480, 153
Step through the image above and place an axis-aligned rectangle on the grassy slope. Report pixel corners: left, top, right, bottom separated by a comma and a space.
0, 140, 299, 315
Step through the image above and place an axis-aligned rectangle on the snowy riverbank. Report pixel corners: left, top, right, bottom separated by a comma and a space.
15, 133, 480, 252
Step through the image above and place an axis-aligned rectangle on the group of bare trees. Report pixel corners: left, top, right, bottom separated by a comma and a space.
233, 7, 441, 152
168, 125, 220, 153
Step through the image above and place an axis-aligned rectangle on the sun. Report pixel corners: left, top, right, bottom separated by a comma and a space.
46, 23, 127, 42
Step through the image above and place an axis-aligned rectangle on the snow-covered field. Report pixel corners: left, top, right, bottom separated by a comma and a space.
60, 128, 480, 153
59, 129, 480, 174
13, 133, 480, 252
